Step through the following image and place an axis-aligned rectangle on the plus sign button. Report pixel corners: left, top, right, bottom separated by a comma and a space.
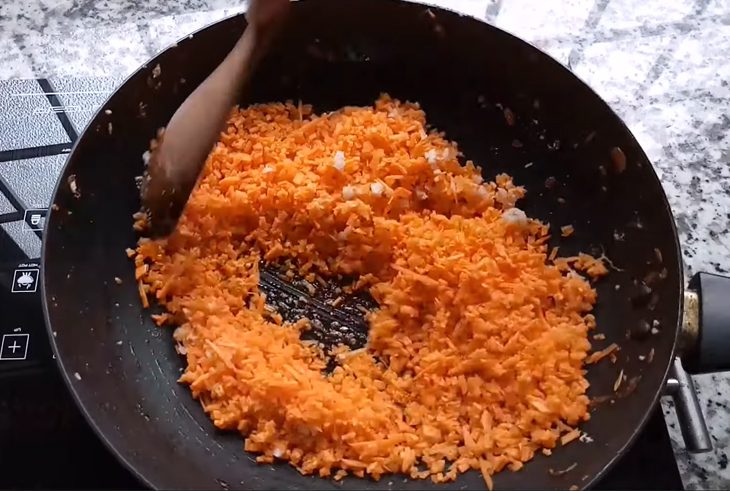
0, 333, 30, 361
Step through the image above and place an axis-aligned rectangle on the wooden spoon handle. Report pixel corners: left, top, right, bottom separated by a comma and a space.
141, 1, 289, 237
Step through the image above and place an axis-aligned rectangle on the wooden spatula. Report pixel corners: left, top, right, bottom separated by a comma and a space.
141, 0, 290, 238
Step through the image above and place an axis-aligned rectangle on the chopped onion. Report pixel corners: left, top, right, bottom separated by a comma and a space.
501, 207, 528, 226
425, 149, 438, 166
495, 188, 511, 205
333, 150, 345, 171
342, 185, 356, 200
370, 182, 384, 197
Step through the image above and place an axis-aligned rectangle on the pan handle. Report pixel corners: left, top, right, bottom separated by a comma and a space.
682, 272, 730, 373
664, 358, 712, 453
668, 271, 730, 453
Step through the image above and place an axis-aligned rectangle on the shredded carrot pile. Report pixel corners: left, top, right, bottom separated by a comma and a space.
133, 95, 606, 486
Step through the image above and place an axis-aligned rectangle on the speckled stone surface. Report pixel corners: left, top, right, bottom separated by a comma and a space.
1, 0, 729, 488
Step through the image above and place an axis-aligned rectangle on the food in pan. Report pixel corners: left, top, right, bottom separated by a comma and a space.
132, 95, 607, 487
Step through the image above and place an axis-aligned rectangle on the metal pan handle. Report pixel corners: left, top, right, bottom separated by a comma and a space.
668, 272, 730, 453
664, 358, 712, 453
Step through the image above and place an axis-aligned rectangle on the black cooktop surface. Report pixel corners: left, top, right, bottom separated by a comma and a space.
0, 77, 684, 490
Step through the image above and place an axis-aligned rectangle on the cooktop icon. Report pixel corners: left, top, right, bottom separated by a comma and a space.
0, 333, 30, 361
11, 268, 39, 293
23, 208, 47, 231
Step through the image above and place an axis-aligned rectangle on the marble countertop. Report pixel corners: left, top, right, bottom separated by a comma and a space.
1, 0, 729, 488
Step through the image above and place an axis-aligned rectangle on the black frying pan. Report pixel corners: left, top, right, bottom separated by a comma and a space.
41, 0, 730, 489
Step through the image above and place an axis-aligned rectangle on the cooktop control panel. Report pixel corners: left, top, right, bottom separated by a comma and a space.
0, 77, 118, 375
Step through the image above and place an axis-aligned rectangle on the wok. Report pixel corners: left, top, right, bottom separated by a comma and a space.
41, 0, 730, 489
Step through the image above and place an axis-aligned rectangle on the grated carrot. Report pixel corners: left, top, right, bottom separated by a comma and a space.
585, 343, 619, 365
554, 253, 609, 279
549, 246, 559, 262
137, 281, 149, 308
560, 429, 581, 446
135, 264, 149, 280
151, 313, 172, 326
480, 459, 494, 491
132, 95, 602, 486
